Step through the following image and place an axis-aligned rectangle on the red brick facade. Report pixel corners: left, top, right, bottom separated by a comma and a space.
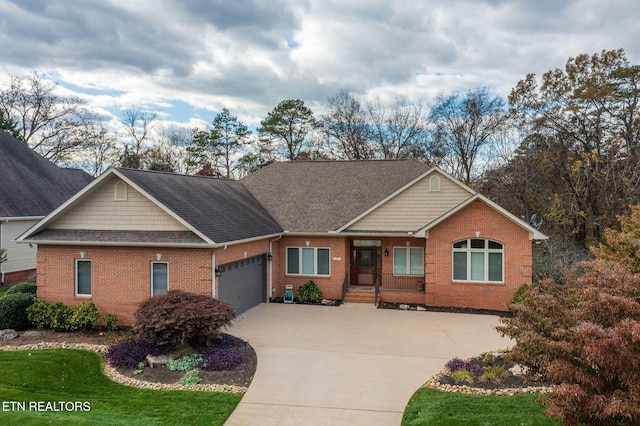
2, 268, 37, 286
34, 200, 534, 324
424, 200, 532, 311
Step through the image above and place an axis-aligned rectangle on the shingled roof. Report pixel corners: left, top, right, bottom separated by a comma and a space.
116, 168, 282, 244
0, 131, 93, 218
241, 160, 429, 232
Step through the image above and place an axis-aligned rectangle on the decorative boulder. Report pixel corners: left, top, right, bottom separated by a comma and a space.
0, 329, 18, 340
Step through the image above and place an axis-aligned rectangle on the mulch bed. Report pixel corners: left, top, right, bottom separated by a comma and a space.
0, 328, 257, 388
377, 301, 513, 317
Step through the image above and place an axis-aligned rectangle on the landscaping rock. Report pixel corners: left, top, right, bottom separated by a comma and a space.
508, 364, 528, 376
146, 354, 173, 368
0, 329, 18, 340
22, 330, 43, 338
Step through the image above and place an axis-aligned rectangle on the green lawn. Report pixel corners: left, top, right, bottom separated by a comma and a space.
0, 349, 242, 425
403, 388, 562, 426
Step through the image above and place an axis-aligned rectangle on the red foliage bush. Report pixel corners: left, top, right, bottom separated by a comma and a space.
498, 261, 640, 425
133, 290, 235, 346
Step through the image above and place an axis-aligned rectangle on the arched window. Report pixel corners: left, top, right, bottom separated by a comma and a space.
452, 239, 503, 282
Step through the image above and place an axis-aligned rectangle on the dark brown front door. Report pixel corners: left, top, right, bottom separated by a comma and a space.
351, 247, 378, 285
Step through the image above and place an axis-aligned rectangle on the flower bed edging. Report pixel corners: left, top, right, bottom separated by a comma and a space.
422, 373, 554, 396
0, 342, 247, 394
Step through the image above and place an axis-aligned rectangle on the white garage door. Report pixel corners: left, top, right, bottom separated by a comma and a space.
218, 254, 266, 314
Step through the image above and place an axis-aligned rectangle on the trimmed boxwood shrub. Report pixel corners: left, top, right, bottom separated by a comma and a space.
26, 298, 50, 329
70, 301, 99, 330
133, 290, 236, 346
104, 339, 165, 369
0, 292, 35, 330
48, 301, 74, 331
6, 281, 37, 296
26, 299, 100, 331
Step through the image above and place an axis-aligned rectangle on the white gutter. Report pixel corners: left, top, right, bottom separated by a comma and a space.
0, 216, 45, 221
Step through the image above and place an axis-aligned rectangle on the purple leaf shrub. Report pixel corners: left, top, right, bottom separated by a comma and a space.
105, 339, 164, 369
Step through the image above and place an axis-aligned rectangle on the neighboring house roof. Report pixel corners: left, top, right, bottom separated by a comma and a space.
0, 131, 93, 218
241, 160, 429, 232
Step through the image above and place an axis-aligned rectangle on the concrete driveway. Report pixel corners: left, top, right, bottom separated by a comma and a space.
224, 303, 513, 426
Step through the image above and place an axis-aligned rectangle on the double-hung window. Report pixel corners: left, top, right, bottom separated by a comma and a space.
151, 262, 168, 296
393, 247, 424, 275
286, 247, 330, 276
75, 259, 92, 296
453, 239, 503, 282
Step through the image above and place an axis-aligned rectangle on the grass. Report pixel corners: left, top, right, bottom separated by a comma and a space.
403, 388, 563, 426
0, 349, 242, 425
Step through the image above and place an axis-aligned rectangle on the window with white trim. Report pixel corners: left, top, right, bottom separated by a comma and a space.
75, 259, 92, 296
152, 262, 168, 296
286, 247, 330, 276
452, 239, 503, 282
393, 247, 424, 275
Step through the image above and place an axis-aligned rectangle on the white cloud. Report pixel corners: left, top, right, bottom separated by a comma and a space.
0, 0, 638, 127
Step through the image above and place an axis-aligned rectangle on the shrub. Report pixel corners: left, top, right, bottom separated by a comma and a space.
26, 298, 50, 329
445, 357, 484, 376
168, 354, 202, 372
133, 290, 236, 346
101, 313, 118, 331
179, 369, 201, 386
70, 301, 99, 330
481, 366, 508, 383
6, 281, 37, 296
0, 292, 35, 330
199, 345, 244, 371
297, 280, 322, 303
105, 339, 165, 369
450, 369, 475, 383
48, 301, 74, 331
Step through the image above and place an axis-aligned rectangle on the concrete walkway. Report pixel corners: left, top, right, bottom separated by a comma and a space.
224, 303, 513, 426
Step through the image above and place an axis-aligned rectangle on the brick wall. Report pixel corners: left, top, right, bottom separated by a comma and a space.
272, 236, 349, 300
2, 269, 37, 285
424, 199, 532, 311
36, 245, 213, 325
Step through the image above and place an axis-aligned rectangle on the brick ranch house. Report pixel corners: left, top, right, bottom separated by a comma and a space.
18, 160, 546, 325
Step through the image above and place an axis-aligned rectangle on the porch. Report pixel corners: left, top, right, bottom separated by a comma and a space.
342, 273, 425, 305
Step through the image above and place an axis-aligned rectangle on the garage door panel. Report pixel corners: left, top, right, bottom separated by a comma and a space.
218, 254, 265, 314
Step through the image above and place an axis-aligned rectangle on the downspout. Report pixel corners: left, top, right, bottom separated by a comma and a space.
269, 234, 285, 302
211, 244, 228, 298
0, 219, 5, 286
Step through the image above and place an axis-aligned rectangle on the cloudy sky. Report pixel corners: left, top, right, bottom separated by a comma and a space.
1, 0, 638, 130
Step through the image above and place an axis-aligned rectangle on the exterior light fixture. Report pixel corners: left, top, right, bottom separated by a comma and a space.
267, 253, 273, 261
384, 248, 389, 257
215, 268, 222, 277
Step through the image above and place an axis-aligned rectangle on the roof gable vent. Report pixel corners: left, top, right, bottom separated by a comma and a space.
114, 181, 128, 201
429, 175, 441, 192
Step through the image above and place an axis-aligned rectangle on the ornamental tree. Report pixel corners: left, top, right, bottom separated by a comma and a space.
133, 290, 235, 346
498, 260, 640, 425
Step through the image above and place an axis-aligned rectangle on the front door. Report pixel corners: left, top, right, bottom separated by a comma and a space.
350, 247, 379, 285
